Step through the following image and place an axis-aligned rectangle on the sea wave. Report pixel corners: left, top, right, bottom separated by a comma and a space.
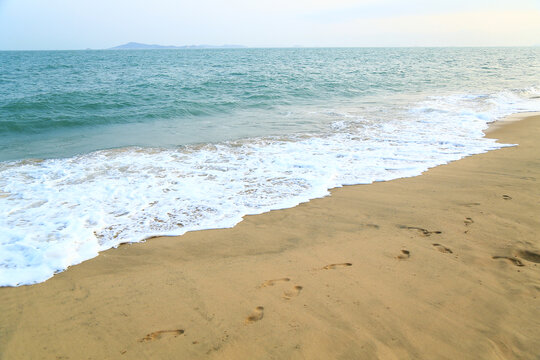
1, 88, 539, 286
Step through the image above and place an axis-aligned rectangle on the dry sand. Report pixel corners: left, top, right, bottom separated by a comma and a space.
1, 113, 540, 360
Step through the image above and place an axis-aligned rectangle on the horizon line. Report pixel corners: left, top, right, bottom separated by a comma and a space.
1, 45, 539, 51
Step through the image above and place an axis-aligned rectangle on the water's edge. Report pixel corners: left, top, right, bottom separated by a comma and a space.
5, 111, 538, 288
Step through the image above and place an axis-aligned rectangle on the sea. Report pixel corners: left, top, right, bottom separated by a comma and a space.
1, 47, 539, 286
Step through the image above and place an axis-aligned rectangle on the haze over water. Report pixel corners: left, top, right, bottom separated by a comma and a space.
1, 47, 539, 286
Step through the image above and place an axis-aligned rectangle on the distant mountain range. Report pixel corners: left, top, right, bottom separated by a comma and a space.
109, 42, 246, 50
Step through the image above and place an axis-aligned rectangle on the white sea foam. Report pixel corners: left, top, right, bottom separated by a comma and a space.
1, 89, 539, 286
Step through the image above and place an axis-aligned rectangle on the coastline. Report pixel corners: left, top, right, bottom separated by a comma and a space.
484, 111, 540, 133
1, 112, 540, 359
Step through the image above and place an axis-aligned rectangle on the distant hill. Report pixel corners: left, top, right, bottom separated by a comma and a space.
109, 42, 246, 50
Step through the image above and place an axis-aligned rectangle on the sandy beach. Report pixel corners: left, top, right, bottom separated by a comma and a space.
1, 112, 539, 359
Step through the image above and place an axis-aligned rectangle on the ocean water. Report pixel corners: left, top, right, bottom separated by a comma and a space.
1, 47, 539, 286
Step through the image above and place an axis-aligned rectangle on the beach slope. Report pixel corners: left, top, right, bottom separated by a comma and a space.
1, 114, 539, 359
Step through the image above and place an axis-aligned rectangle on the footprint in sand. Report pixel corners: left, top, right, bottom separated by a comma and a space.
399, 225, 442, 237
502, 195, 512, 200
464, 217, 474, 226
396, 250, 410, 260
322, 263, 352, 270
517, 250, 540, 264
432, 243, 453, 254
258, 278, 290, 288
282, 285, 303, 300
460, 202, 481, 207
245, 306, 264, 324
492, 256, 524, 267
139, 329, 184, 343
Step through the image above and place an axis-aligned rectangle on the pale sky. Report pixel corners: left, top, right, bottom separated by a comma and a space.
0, 0, 539, 50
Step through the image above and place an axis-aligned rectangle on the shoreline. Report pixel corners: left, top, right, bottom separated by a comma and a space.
1, 112, 540, 359
484, 111, 540, 133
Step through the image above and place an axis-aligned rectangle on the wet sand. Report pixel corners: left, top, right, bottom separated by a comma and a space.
1, 113, 539, 359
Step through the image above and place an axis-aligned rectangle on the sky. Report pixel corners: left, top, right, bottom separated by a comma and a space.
0, 0, 539, 50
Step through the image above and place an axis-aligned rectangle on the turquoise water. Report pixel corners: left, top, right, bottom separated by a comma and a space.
2, 48, 539, 161
1, 48, 539, 286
